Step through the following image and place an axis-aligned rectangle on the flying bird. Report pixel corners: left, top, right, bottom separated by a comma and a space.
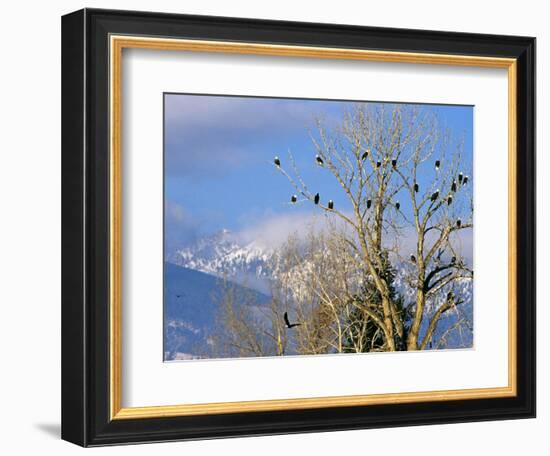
451, 180, 457, 192
366, 199, 372, 209
414, 182, 419, 193
274, 156, 281, 167
463, 176, 469, 185
391, 159, 397, 168
395, 201, 400, 210
447, 195, 453, 205
316, 154, 324, 166
456, 219, 462, 228
430, 190, 440, 202
328, 200, 334, 210
361, 150, 369, 161
176, 295, 181, 298
314, 193, 320, 205
376, 161, 382, 168
435, 160, 441, 171
458, 172, 464, 183
291, 195, 297, 203
284, 311, 301, 329
410, 254, 417, 263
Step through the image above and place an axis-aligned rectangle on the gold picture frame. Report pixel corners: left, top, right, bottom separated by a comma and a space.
109, 36, 517, 420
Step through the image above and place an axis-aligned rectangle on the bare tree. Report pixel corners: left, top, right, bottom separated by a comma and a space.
274, 103, 473, 352
272, 228, 361, 355
211, 276, 291, 358
212, 227, 370, 357
212, 103, 473, 357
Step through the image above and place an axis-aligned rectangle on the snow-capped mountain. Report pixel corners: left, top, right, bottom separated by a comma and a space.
164, 229, 473, 358
168, 229, 274, 293
167, 229, 474, 319
163, 230, 276, 360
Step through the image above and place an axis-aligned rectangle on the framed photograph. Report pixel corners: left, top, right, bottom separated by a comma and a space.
61, 8, 535, 447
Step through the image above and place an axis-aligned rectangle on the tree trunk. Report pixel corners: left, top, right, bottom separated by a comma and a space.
407, 288, 425, 350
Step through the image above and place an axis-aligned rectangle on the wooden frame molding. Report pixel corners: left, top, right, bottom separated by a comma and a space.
109, 35, 518, 421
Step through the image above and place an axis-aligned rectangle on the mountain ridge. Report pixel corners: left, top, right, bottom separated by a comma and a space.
164, 230, 473, 358
164, 262, 270, 360
167, 229, 274, 293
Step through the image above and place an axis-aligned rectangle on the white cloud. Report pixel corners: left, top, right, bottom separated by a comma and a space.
233, 209, 473, 265
164, 201, 200, 250
165, 94, 327, 133
235, 210, 331, 249
164, 94, 345, 178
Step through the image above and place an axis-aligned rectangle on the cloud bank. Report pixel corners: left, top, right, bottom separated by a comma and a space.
164, 94, 341, 178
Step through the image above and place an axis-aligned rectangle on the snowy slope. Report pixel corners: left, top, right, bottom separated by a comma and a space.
167, 229, 273, 293
165, 230, 473, 356
164, 262, 270, 360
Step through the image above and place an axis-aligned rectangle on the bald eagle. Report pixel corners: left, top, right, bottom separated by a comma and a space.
274, 156, 281, 167
376, 161, 382, 168
456, 219, 462, 228
451, 180, 457, 192
366, 199, 372, 209
361, 150, 369, 161
328, 200, 334, 210
435, 160, 441, 171
395, 201, 400, 210
463, 175, 469, 185
458, 172, 463, 183
430, 190, 440, 202
410, 254, 417, 263
314, 193, 320, 205
414, 182, 419, 193
391, 159, 397, 168
291, 195, 297, 203
283, 312, 301, 329
447, 195, 453, 205
316, 155, 324, 166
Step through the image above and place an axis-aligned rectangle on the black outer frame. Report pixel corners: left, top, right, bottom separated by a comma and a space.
61, 8, 536, 447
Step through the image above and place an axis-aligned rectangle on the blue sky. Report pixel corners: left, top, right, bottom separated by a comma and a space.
164, 94, 473, 252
